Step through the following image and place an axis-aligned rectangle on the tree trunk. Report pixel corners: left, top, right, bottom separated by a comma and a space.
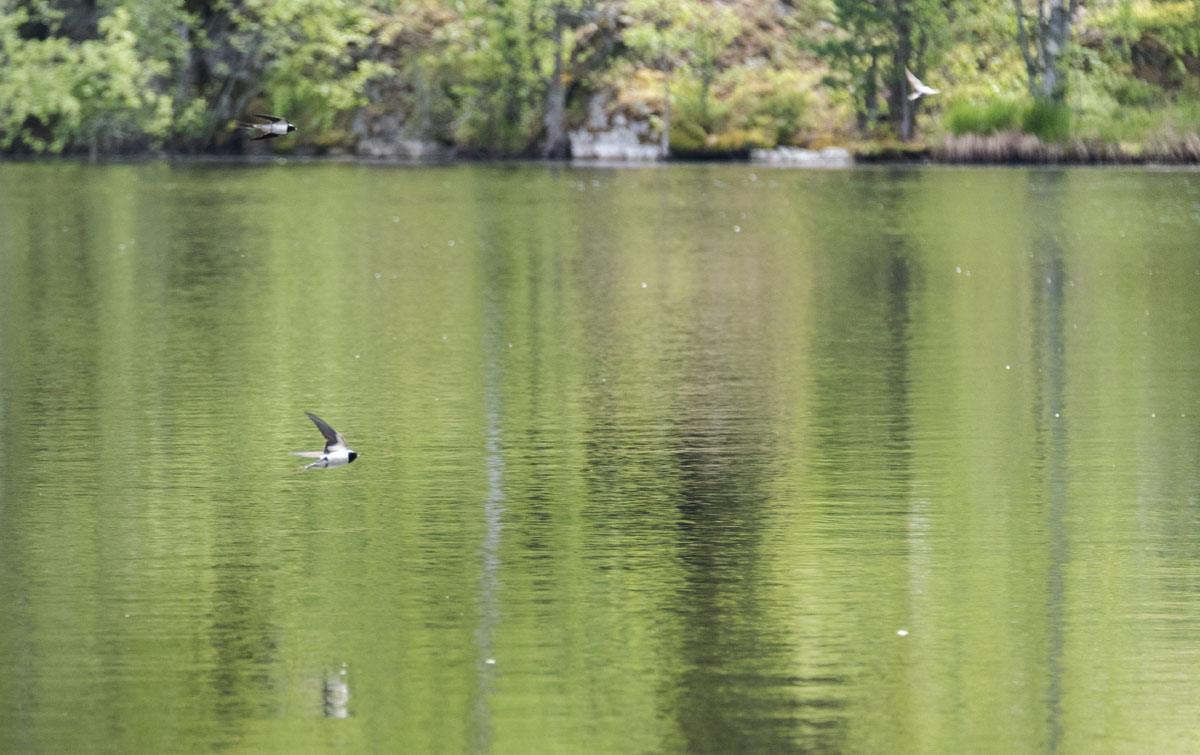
1042, 1, 1072, 101
698, 65, 715, 132
1014, 0, 1076, 103
177, 21, 195, 104
863, 52, 879, 132
542, 17, 570, 159
891, 3, 914, 141
660, 73, 671, 159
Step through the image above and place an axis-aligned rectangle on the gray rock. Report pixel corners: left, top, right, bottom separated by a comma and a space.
569, 121, 660, 162
750, 147, 853, 167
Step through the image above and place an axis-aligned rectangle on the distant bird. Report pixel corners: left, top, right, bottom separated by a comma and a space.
238, 113, 296, 141
293, 412, 358, 469
905, 69, 941, 101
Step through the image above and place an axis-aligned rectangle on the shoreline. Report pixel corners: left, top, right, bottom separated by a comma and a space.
3, 140, 1200, 170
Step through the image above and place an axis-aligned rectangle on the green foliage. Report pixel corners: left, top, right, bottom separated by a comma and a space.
943, 96, 1071, 142
625, 0, 739, 81
945, 98, 1025, 135
820, 0, 955, 137
705, 127, 773, 151
1022, 99, 1071, 142
1108, 75, 1163, 108
0, 0, 1196, 157
671, 76, 731, 134
427, 0, 601, 155
1095, 1, 1200, 59
663, 67, 808, 154
668, 117, 706, 152
0, 6, 173, 153
626, 0, 741, 148
726, 70, 810, 146
230, 0, 385, 143
100, 0, 195, 83
1089, 0, 1200, 97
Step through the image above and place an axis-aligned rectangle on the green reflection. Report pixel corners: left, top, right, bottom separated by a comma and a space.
2, 164, 1200, 754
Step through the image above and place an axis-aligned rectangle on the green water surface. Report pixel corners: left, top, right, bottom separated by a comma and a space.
1, 162, 1199, 753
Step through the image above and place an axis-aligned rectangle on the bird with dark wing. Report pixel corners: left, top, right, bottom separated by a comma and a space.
292, 412, 358, 469
237, 113, 296, 141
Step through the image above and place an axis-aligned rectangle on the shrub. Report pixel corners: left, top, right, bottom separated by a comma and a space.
725, 71, 810, 146
0, 7, 173, 154
671, 77, 731, 135
1108, 76, 1164, 108
705, 128, 773, 151
668, 118, 707, 151
666, 69, 810, 153
945, 98, 1025, 135
1022, 99, 1071, 142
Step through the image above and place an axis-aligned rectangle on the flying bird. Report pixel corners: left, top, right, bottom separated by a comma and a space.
238, 113, 296, 141
905, 69, 941, 101
293, 412, 358, 469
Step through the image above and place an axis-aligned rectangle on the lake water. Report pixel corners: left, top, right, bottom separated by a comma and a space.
1, 162, 1199, 753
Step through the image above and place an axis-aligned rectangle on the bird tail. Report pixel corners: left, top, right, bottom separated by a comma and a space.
291, 451, 324, 458
908, 92, 922, 101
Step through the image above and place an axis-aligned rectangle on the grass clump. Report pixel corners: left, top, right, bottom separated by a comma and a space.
1021, 99, 1071, 141
945, 98, 1025, 135
943, 97, 1071, 142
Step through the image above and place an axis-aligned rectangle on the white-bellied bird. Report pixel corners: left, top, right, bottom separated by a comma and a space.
293, 412, 358, 469
905, 69, 941, 101
238, 113, 297, 141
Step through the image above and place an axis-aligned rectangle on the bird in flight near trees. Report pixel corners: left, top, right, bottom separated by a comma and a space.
905, 69, 941, 101
238, 113, 297, 140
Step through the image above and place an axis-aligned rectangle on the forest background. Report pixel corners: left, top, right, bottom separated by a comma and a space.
0, 0, 1198, 160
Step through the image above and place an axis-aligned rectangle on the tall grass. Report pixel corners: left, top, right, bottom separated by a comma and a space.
945, 97, 1071, 142
1022, 100, 1071, 141
945, 99, 1025, 136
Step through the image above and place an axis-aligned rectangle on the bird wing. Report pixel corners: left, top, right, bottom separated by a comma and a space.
250, 132, 278, 141
306, 412, 346, 452
291, 451, 325, 458
254, 113, 285, 123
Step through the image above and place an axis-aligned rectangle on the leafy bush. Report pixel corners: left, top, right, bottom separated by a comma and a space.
945, 98, 1025, 135
672, 77, 732, 135
249, 0, 385, 138
705, 128, 773, 151
726, 71, 809, 146
1108, 76, 1163, 108
1103, 2, 1200, 59
666, 69, 809, 153
0, 7, 173, 154
1022, 99, 1071, 142
668, 117, 707, 151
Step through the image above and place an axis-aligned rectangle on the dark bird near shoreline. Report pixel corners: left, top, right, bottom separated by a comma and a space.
238, 113, 296, 140
292, 412, 358, 470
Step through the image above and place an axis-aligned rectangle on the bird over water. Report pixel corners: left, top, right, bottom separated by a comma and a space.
293, 412, 358, 470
